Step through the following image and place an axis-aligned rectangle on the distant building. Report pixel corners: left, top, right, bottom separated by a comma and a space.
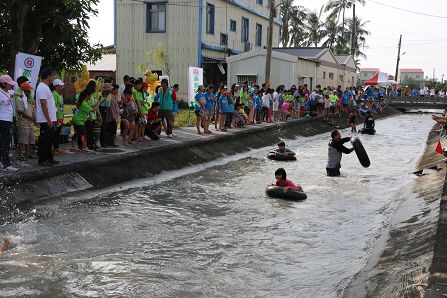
226, 47, 357, 90
115, 0, 281, 91
273, 47, 357, 89
359, 68, 379, 85
398, 68, 424, 85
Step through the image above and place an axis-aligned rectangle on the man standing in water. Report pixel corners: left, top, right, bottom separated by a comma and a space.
327, 130, 354, 177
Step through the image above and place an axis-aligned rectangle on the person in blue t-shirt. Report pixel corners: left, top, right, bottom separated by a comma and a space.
194, 85, 209, 134
342, 88, 352, 113
205, 85, 214, 119
272, 141, 296, 156
254, 90, 263, 124
218, 87, 230, 131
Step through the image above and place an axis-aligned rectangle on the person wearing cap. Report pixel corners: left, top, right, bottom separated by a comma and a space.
0, 75, 18, 171
36, 68, 59, 167
98, 82, 113, 147
52, 79, 65, 153
14, 82, 35, 162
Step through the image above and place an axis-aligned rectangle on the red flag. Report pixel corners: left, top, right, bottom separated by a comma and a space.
436, 138, 444, 155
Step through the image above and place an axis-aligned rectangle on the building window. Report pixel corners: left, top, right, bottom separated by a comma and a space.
237, 75, 257, 85
230, 19, 236, 32
329, 72, 334, 80
256, 0, 263, 5
220, 33, 228, 46
404, 74, 408, 79
255, 24, 262, 47
241, 17, 249, 42
206, 3, 215, 34
146, 3, 166, 33
416, 74, 420, 79
339, 74, 344, 82
323, 72, 326, 79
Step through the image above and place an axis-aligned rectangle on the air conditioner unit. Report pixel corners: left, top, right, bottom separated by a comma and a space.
244, 42, 252, 52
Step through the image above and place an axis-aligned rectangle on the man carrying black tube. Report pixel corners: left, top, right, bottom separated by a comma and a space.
326, 129, 354, 177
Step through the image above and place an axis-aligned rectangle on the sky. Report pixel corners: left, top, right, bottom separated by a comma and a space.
88, 0, 447, 79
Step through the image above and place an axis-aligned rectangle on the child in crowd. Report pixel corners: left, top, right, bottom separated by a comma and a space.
254, 90, 263, 124
299, 93, 306, 117
219, 87, 230, 131
71, 89, 104, 152
195, 85, 208, 134
273, 168, 303, 193
232, 103, 246, 128
145, 101, 162, 140
324, 94, 330, 119
281, 99, 294, 122
247, 92, 255, 124
261, 89, 271, 122
205, 85, 215, 132
347, 109, 358, 132
122, 86, 137, 145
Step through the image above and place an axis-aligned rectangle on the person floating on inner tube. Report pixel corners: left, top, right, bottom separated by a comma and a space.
326, 130, 354, 177
361, 111, 376, 134
273, 168, 303, 193
272, 141, 296, 156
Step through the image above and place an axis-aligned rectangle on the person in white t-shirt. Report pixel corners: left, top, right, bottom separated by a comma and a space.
0, 75, 18, 171
430, 88, 436, 97
36, 68, 59, 167
272, 89, 279, 121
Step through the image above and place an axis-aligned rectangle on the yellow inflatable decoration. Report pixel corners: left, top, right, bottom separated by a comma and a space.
144, 70, 160, 94
74, 65, 90, 94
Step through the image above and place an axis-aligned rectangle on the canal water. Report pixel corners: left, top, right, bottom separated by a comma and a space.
0, 114, 435, 297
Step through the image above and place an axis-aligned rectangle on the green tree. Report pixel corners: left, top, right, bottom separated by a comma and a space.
324, 0, 365, 41
1, 0, 103, 74
305, 7, 325, 47
401, 78, 420, 90
282, 4, 308, 47
345, 17, 370, 60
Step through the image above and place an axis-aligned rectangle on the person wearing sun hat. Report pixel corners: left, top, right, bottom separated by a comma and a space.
15, 82, 35, 161
0, 75, 18, 171
52, 78, 65, 153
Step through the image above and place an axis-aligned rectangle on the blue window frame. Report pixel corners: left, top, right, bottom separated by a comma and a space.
255, 23, 262, 47
206, 3, 215, 34
241, 17, 249, 42
256, 0, 263, 4
146, 3, 166, 33
230, 19, 236, 32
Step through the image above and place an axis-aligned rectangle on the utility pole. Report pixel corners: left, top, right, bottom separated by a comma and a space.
265, 0, 275, 83
433, 68, 436, 81
351, 3, 356, 56
394, 34, 402, 83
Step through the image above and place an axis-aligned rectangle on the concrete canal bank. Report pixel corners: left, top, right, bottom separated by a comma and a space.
344, 126, 447, 297
0, 107, 401, 205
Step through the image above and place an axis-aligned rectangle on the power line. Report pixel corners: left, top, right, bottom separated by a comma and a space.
369, 0, 447, 19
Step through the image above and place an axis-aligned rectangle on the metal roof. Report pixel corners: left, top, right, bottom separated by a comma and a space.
360, 68, 380, 72
334, 55, 350, 65
87, 54, 116, 72
272, 47, 328, 60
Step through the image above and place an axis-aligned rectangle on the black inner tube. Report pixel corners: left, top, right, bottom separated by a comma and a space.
265, 186, 307, 201
267, 153, 297, 161
351, 137, 371, 168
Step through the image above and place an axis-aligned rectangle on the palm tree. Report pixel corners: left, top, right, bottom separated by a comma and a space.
321, 16, 341, 51
345, 16, 370, 60
281, 2, 308, 47
305, 6, 324, 47
324, 0, 366, 40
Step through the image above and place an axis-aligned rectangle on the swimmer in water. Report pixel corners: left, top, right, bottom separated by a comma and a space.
0, 236, 10, 252
272, 168, 303, 193
272, 141, 296, 156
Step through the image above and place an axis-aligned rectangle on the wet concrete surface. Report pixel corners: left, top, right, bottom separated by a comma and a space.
343, 127, 447, 297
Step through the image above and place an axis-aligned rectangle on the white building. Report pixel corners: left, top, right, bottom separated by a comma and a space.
115, 0, 281, 90
226, 47, 358, 90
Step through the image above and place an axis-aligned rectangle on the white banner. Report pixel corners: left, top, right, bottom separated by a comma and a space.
14, 52, 42, 90
187, 66, 203, 107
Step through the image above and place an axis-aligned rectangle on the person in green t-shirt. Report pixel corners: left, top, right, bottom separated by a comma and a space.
132, 79, 144, 141
71, 90, 104, 152
52, 79, 65, 153
329, 91, 339, 115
